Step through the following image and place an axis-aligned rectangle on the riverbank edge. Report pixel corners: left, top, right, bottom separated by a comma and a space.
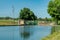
0, 24, 37, 26
0, 24, 58, 26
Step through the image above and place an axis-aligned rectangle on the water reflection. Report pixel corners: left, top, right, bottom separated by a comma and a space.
20, 25, 33, 40
21, 32, 30, 38
19, 25, 52, 40
51, 26, 60, 34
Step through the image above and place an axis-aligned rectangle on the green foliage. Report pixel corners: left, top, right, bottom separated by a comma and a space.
19, 8, 37, 20
25, 20, 37, 25
38, 18, 52, 22
48, 0, 60, 24
0, 17, 12, 20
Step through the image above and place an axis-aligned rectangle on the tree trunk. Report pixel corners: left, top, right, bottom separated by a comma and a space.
55, 19, 58, 25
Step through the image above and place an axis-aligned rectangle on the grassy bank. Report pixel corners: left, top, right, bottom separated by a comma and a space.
0, 19, 18, 26
42, 32, 60, 40
0, 20, 38, 26
42, 26, 60, 40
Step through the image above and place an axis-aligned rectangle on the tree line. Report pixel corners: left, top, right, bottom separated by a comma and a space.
0, 17, 19, 20
1, 0, 60, 25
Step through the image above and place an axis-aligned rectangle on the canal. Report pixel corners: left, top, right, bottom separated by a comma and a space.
0, 25, 52, 40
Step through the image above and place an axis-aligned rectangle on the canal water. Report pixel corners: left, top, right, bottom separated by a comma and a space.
0, 25, 52, 40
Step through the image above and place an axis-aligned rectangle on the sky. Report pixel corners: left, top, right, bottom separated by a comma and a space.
0, 0, 51, 18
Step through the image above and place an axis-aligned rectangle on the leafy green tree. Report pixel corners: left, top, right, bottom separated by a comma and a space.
48, 0, 60, 24
0, 17, 12, 19
37, 18, 42, 21
5, 17, 12, 19
19, 8, 37, 20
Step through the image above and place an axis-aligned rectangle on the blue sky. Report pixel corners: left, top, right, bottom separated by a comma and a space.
0, 0, 51, 18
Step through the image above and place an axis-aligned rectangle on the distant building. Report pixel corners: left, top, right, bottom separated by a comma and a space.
18, 19, 24, 25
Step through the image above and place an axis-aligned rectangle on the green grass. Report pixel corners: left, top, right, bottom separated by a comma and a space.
0, 19, 18, 25
42, 26, 60, 40
42, 32, 60, 40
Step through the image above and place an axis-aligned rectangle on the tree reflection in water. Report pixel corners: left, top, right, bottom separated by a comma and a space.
20, 26, 33, 39
51, 26, 60, 34
21, 31, 30, 38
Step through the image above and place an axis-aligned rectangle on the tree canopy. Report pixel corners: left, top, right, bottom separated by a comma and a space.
19, 8, 37, 20
48, 0, 60, 24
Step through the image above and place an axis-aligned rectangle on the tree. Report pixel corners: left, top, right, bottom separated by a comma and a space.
37, 18, 41, 21
48, 0, 60, 24
5, 17, 12, 19
19, 8, 37, 20
0, 17, 12, 20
